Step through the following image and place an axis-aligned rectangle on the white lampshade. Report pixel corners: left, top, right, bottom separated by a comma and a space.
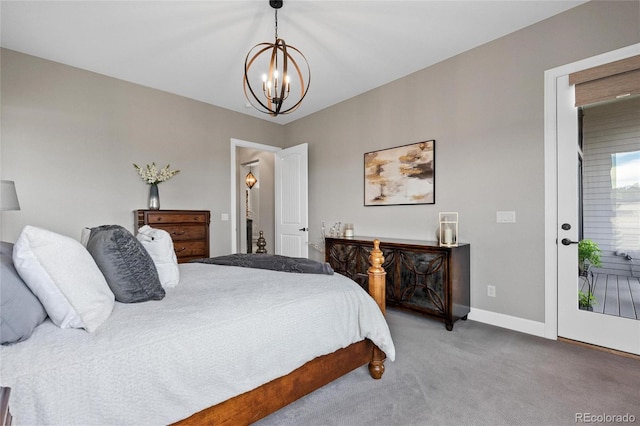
1, 180, 21, 211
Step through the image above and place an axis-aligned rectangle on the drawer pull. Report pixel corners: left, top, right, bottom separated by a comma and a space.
172, 230, 186, 235
176, 247, 187, 252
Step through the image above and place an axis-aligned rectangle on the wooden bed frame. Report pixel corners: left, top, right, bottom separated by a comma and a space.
174, 239, 388, 425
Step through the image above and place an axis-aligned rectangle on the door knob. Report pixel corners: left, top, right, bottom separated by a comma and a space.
561, 238, 579, 246
299, 227, 309, 231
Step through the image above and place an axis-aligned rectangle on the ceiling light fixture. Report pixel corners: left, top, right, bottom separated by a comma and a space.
243, 0, 310, 117
245, 169, 257, 189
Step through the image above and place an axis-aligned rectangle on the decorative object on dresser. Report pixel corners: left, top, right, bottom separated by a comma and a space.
439, 212, 459, 247
326, 236, 470, 331
133, 162, 181, 210
148, 183, 160, 210
135, 210, 210, 263
343, 223, 354, 238
364, 140, 435, 206
256, 230, 267, 253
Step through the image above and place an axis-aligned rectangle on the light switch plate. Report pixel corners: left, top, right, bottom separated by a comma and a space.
221, 213, 229, 221
496, 211, 516, 223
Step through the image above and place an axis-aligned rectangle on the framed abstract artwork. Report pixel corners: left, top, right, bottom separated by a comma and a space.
364, 140, 435, 206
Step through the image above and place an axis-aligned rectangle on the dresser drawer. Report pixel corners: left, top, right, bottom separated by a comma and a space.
136, 210, 210, 263
145, 212, 208, 224
173, 241, 207, 258
152, 224, 206, 241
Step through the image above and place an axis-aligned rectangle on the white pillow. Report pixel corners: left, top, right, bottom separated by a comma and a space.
136, 225, 180, 288
80, 226, 91, 246
12, 225, 115, 332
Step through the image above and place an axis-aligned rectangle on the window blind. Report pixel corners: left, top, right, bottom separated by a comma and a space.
569, 55, 640, 107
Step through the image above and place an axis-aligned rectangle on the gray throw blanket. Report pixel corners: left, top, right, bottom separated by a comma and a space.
191, 253, 334, 275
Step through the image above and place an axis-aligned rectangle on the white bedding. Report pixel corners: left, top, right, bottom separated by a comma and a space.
0, 262, 395, 425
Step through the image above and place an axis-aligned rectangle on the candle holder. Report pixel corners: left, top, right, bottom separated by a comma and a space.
439, 212, 458, 247
343, 223, 354, 238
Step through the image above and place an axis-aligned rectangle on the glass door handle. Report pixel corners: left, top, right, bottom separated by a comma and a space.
561, 238, 579, 246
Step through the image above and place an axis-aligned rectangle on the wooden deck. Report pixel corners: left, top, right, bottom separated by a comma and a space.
580, 273, 640, 320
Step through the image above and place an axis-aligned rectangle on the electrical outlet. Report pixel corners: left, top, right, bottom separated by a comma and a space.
487, 285, 496, 297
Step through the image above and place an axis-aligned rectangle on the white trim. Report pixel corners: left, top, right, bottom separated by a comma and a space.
543, 64, 559, 340
230, 138, 281, 253
468, 308, 546, 338
543, 43, 640, 341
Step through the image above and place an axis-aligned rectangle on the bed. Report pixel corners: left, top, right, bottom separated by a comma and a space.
0, 226, 394, 425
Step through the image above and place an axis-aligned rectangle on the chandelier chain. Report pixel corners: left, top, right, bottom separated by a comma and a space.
274, 9, 278, 40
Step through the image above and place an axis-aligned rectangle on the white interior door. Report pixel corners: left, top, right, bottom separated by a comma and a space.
556, 74, 640, 355
275, 143, 308, 257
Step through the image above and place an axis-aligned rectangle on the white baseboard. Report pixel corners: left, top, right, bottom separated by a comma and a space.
467, 308, 547, 338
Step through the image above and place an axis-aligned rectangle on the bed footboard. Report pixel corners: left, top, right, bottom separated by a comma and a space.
175, 239, 388, 425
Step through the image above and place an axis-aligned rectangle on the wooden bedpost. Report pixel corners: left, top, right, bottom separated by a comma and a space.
368, 239, 386, 315
367, 239, 386, 379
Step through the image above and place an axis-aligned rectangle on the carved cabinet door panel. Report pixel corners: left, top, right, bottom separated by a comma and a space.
397, 251, 448, 316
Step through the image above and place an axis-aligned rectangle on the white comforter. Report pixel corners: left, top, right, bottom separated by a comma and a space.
0, 263, 395, 425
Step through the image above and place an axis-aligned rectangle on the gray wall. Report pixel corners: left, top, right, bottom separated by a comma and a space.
283, 0, 640, 322
1, 1, 638, 325
0, 49, 285, 256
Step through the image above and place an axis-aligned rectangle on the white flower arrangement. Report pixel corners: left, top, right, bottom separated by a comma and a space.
133, 162, 180, 185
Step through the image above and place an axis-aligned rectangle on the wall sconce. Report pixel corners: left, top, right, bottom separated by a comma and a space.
1, 180, 21, 211
439, 212, 458, 247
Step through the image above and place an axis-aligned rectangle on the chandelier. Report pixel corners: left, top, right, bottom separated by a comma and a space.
243, 0, 310, 117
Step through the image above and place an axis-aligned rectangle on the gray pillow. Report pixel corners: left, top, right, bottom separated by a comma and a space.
86, 225, 165, 303
1, 241, 47, 345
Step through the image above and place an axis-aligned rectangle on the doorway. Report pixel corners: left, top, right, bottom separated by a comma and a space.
544, 44, 640, 355
240, 160, 260, 254
230, 139, 310, 257
230, 139, 280, 254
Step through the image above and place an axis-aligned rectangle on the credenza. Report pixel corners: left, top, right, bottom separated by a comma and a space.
325, 236, 470, 330
135, 210, 210, 263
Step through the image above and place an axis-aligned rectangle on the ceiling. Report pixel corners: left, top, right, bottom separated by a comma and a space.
1, 1, 586, 125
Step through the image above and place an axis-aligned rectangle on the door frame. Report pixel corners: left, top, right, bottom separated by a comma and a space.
230, 138, 281, 253
543, 43, 640, 340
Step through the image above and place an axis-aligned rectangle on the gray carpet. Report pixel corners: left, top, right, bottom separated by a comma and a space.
256, 309, 640, 425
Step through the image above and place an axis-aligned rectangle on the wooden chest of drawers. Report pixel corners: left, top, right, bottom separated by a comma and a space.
135, 210, 210, 263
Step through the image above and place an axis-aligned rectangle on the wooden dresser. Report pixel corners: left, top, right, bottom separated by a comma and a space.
325, 236, 470, 330
135, 210, 210, 263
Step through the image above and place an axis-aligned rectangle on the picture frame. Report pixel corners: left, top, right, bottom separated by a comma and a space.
364, 140, 435, 206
